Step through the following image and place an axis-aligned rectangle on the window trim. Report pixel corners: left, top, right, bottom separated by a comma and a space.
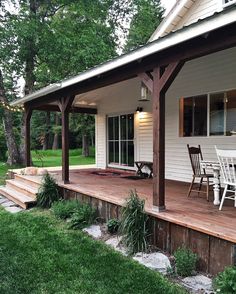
179, 87, 236, 138
222, 0, 236, 8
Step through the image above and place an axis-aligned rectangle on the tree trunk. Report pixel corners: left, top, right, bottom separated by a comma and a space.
52, 113, 60, 150
82, 135, 89, 157
43, 111, 51, 150
0, 70, 20, 165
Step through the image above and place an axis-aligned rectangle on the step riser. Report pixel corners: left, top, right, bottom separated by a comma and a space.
14, 174, 41, 189
6, 181, 37, 200
0, 189, 27, 209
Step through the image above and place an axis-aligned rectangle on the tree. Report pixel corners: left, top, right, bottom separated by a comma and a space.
124, 0, 164, 52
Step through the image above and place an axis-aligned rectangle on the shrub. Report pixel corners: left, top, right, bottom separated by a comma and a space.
119, 190, 149, 255
51, 200, 81, 219
70, 203, 96, 229
214, 266, 236, 293
174, 247, 198, 277
107, 218, 120, 234
36, 173, 61, 208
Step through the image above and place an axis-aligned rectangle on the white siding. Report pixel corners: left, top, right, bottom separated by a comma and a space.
165, 47, 236, 182
175, 0, 220, 31
95, 114, 106, 169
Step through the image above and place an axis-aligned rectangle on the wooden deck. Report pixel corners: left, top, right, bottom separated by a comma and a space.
42, 168, 236, 244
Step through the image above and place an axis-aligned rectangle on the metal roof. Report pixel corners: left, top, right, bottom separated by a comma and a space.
11, 5, 236, 106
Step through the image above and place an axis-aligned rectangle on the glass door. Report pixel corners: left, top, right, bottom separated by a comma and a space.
108, 114, 134, 168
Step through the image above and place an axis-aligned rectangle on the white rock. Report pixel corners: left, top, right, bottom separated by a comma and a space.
0, 198, 7, 204
37, 168, 48, 176
182, 275, 213, 292
83, 225, 102, 239
133, 252, 171, 274
5, 206, 23, 213
1, 200, 15, 207
105, 236, 127, 255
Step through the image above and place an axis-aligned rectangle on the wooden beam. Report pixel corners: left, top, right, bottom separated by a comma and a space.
24, 106, 33, 167
33, 104, 97, 114
59, 96, 75, 184
138, 72, 153, 92
152, 67, 165, 211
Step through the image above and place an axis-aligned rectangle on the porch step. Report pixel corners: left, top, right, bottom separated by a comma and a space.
6, 179, 38, 199
0, 186, 36, 209
14, 174, 41, 189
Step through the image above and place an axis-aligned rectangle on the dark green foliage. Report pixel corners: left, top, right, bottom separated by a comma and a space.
0, 208, 186, 293
51, 200, 82, 220
107, 218, 120, 234
70, 203, 96, 229
174, 248, 198, 277
124, 0, 164, 52
0, 128, 7, 161
214, 266, 236, 293
36, 173, 61, 208
120, 190, 149, 254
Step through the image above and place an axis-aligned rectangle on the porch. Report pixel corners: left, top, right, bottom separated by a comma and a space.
14, 167, 236, 274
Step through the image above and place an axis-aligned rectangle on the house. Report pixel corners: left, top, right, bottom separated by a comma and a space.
6, 0, 236, 274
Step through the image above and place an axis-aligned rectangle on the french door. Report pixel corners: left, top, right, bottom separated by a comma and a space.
108, 114, 134, 168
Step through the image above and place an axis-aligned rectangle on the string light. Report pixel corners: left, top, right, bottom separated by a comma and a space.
0, 101, 24, 112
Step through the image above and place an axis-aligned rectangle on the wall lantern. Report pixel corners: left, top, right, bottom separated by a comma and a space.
136, 107, 143, 113
139, 82, 151, 101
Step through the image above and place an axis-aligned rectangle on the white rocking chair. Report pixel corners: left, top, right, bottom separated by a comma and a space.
215, 147, 236, 211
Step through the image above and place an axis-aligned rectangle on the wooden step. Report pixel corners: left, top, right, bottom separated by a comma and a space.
6, 179, 38, 199
0, 187, 36, 209
14, 174, 41, 189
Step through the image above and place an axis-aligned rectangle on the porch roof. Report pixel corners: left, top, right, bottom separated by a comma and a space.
11, 6, 236, 107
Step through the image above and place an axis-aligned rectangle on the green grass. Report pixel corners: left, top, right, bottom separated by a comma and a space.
32, 148, 95, 167
0, 208, 186, 294
0, 163, 21, 185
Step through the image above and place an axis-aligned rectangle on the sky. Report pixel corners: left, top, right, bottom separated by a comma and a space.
161, 0, 176, 15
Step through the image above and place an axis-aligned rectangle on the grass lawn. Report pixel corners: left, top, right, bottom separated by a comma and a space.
32, 148, 95, 167
0, 148, 95, 185
0, 208, 186, 294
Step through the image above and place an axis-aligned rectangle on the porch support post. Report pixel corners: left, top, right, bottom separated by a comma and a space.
24, 105, 32, 167
58, 95, 74, 184
152, 61, 184, 211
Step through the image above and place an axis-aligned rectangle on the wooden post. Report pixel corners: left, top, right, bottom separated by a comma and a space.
152, 62, 184, 211
58, 96, 74, 184
24, 105, 32, 167
152, 67, 166, 211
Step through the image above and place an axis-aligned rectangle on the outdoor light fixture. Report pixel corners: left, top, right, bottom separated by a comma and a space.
139, 82, 151, 101
136, 107, 143, 113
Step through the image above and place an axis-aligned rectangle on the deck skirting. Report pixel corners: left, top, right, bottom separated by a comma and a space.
63, 187, 236, 276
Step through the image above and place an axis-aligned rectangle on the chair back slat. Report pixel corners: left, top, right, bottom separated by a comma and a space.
187, 144, 204, 176
215, 147, 236, 185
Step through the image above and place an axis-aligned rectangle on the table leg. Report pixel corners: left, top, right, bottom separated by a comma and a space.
213, 168, 220, 205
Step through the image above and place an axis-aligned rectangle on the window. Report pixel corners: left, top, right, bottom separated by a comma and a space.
222, 0, 236, 8
179, 90, 236, 137
179, 95, 207, 137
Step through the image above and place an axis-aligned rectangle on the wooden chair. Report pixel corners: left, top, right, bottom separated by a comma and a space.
187, 144, 214, 201
215, 147, 236, 210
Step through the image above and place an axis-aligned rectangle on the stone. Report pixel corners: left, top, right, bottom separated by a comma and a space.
1, 200, 15, 207
0, 197, 7, 204
133, 252, 171, 274
5, 206, 23, 213
83, 225, 102, 239
24, 167, 38, 176
105, 236, 127, 255
181, 275, 213, 292
37, 168, 48, 176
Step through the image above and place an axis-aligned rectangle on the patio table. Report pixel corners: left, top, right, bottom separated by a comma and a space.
135, 161, 153, 178
200, 160, 221, 205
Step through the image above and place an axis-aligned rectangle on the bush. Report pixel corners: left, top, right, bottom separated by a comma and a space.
174, 248, 198, 277
70, 203, 96, 229
214, 266, 236, 293
51, 200, 81, 219
120, 190, 149, 255
107, 218, 120, 234
36, 173, 61, 208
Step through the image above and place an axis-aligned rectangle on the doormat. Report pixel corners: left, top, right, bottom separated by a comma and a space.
122, 175, 146, 180
91, 171, 121, 177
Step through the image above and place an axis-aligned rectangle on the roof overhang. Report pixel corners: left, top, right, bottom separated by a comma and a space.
11, 6, 236, 107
